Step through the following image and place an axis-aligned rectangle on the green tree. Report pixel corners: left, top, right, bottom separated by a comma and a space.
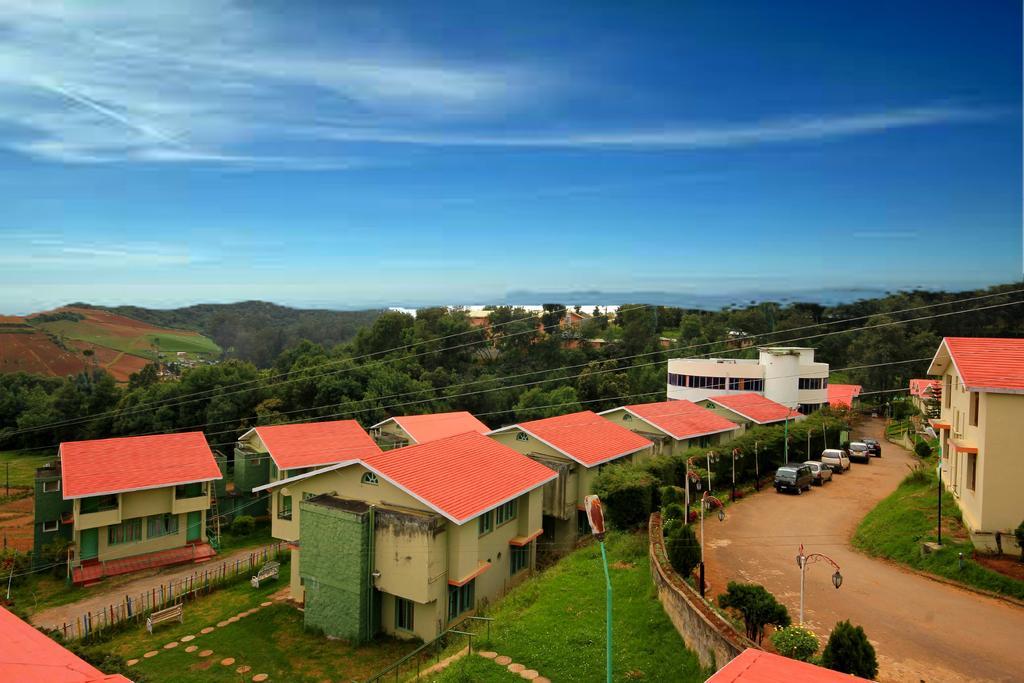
513, 386, 581, 421
666, 523, 701, 578
820, 620, 878, 679
717, 582, 791, 644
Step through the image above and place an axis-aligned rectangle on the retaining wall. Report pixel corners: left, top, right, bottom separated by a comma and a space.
648, 513, 758, 670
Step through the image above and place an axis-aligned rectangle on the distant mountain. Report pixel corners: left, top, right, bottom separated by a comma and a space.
502, 287, 899, 309
84, 301, 382, 367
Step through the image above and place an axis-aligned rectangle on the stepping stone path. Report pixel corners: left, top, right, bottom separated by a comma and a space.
181, 634, 195, 642
237, 665, 252, 674
252, 675, 269, 682
185, 646, 198, 653
217, 620, 230, 627
482, 651, 549, 683
227, 616, 240, 623
126, 659, 139, 667
260, 601, 272, 607
198, 649, 214, 658
520, 670, 539, 680
494, 655, 512, 666
221, 657, 236, 666
163, 641, 179, 649
479, 651, 497, 659
143, 650, 159, 659
201, 627, 215, 634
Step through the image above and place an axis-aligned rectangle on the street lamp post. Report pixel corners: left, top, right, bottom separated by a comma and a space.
699, 492, 725, 598
795, 544, 843, 625
730, 448, 743, 501
784, 416, 790, 464
584, 495, 612, 683
753, 441, 761, 491
705, 451, 718, 492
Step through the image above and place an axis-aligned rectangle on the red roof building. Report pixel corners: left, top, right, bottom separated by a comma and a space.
707, 649, 871, 682
370, 411, 490, 446
928, 337, 1024, 393
241, 420, 381, 471
601, 400, 741, 440
0, 604, 132, 682
362, 431, 557, 524
59, 431, 221, 499
909, 378, 941, 397
491, 410, 653, 467
704, 394, 799, 425
827, 383, 862, 409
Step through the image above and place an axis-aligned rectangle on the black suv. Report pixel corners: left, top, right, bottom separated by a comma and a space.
860, 437, 882, 458
774, 464, 813, 494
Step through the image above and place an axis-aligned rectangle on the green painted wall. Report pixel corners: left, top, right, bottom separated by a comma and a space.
300, 497, 372, 643
33, 464, 72, 566
213, 452, 229, 498
234, 447, 270, 493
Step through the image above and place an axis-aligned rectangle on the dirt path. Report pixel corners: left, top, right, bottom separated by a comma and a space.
703, 417, 1024, 683
30, 545, 277, 632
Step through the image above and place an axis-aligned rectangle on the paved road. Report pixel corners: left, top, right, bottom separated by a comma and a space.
703, 418, 1024, 683
29, 544, 276, 632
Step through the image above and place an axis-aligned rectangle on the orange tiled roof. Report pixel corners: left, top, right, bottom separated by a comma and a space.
376, 411, 490, 444
708, 393, 799, 424
60, 432, 220, 499
508, 410, 653, 467
250, 420, 381, 471
827, 384, 862, 408
931, 337, 1024, 392
708, 648, 872, 682
909, 378, 941, 396
616, 400, 741, 438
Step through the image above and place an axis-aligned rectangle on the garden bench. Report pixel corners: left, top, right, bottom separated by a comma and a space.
250, 560, 280, 588
146, 603, 183, 634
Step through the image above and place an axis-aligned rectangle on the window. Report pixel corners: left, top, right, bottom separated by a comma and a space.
478, 511, 493, 536
80, 494, 118, 514
42, 479, 60, 493
966, 453, 977, 491
302, 491, 317, 501
395, 597, 415, 631
447, 580, 475, 620
515, 432, 529, 442
510, 543, 530, 576
577, 509, 591, 536
361, 472, 379, 486
728, 378, 740, 391
278, 493, 293, 520
622, 413, 632, 421
109, 518, 142, 545
42, 520, 59, 533
146, 514, 178, 538
969, 392, 979, 427
175, 482, 205, 499
698, 435, 713, 448
495, 500, 518, 526
798, 378, 826, 390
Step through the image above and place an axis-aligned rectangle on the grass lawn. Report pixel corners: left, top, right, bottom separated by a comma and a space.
853, 469, 1024, 600
79, 579, 417, 682
445, 531, 707, 683
11, 573, 90, 614
33, 319, 220, 360
0, 450, 55, 487
426, 653, 526, 682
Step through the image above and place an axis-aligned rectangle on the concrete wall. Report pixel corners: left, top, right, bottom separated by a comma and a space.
648, 513, 757, 670
233, 445, 270, 493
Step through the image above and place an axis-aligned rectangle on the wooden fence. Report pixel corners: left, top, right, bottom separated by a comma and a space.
56, 542, 285, 641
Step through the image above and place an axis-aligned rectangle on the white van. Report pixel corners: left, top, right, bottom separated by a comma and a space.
820, 448, 851, 473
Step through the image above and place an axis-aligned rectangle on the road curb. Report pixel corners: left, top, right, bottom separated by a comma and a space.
861, 552, 1024, 609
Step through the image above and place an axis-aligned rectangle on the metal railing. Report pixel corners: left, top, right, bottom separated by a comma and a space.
364, 615, 494, 683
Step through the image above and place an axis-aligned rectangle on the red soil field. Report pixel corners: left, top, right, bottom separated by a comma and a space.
0, 328, 87, 377
67, 340, 149, 382
0, 493, 35, 552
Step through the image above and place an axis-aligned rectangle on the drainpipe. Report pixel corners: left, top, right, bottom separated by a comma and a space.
367, 504, 376, 638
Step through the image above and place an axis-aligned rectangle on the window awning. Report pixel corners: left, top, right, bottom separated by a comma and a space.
448, 561, 490, 587
953, 441, 978, 454
929, 419, 951, 430
509, 528, 544, 547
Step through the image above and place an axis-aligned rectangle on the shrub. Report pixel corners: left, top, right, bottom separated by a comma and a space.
40, 537, 73, 578
660, 485, 685, 506
717, 582, 791, 644
663, 503, 685, 521
914, 441, 932, 458
666, 523, 701, 578
902, 464, 930, 486
1015, 521, 1024, 562
771, 625, 819, 662
820, 620, 878, 679
687, 509, 698, 524
592, 465, 657, 530
230, 515, 256, 536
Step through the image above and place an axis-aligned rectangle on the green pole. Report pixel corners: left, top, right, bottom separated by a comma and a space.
599, 540, 612, 683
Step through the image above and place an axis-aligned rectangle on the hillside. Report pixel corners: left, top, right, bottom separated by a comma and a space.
84, 301, 382, 366
0, 306, 220, 381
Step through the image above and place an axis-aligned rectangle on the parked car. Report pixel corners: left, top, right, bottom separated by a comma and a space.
860, 437, 882, 457
848, 441, 872, 463
820, 448, 851, 473
804, 460, 833, 485
774, 464, 813, 494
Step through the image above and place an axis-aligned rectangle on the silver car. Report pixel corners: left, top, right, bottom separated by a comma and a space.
804, 460, 833, 485
820, 448, 851, 472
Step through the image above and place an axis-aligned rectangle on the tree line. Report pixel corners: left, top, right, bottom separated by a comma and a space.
2, 283, 1021, 453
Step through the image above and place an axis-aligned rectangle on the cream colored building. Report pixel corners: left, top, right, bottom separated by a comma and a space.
667, 347, 829, 413
57, 432, 222, 584
488, 410, 653, 551
598, 400, 741, 457
255, 430, 555, 642
369, 411, 490, 450
928, 337, 1024, 551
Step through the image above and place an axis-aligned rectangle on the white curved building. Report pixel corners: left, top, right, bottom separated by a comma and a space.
666, 347, 829, 414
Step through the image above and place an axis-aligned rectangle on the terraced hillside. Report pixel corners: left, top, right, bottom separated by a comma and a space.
0, 307, 221, 381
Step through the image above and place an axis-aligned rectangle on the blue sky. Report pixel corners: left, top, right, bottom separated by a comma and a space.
0, 1, 1020, 313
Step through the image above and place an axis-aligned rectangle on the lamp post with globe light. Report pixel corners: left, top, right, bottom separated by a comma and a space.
699, 492, 725, 598
584, 495, 612, 683
795, 544, 843, 625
